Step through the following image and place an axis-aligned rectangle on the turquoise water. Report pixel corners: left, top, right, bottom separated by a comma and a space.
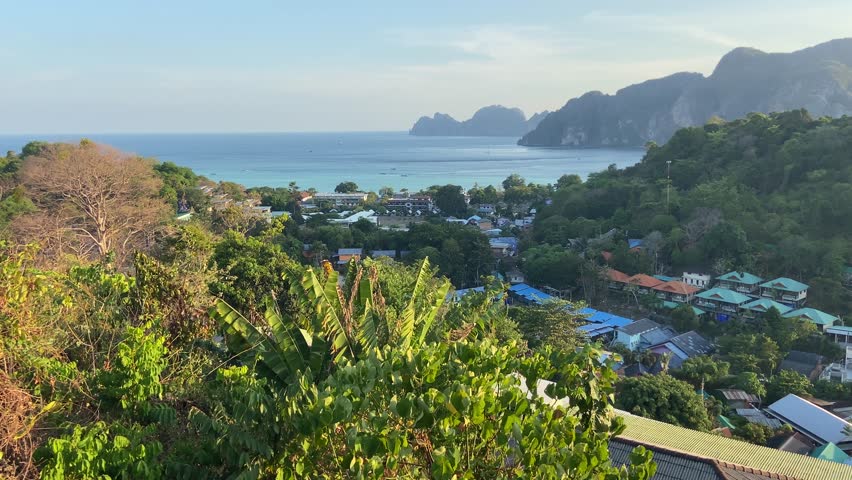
0, 132, 643, 192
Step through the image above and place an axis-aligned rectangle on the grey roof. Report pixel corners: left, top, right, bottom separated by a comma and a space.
735, 409, 782, 429
779, 350, 824, 378
766, 432, 816, 455
369, 250, 396, 258
668, 331, 713, 358
639, 326, 677, 348
767, 394, 852, 445
617, 318, 661, 336
609, 439, 723, 480
338, 248, 363, 255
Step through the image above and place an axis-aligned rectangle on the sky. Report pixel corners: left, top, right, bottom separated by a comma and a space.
2, 0, 851, 133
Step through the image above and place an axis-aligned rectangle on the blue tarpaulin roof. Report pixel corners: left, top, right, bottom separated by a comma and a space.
508, 283, 553, 304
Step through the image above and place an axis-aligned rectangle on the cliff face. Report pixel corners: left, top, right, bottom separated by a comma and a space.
519, 38, 852, 147
410, 105, 549, 136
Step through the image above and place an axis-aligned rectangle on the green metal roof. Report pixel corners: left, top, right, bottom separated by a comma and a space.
695, 287, 751, 305
718, 271, 763, 285
741, 298, 792, 314
784, 307, 839, 326
654, 274, 676, 282
717, 414, 736, 430
810, 442, 851, 464
826, 325, 852, 334
617, 411, 852, 480
759, 276, 809, 292
691, 306, 706, 316
662, 301, 705, 316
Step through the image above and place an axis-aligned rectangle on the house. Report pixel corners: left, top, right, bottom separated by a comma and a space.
719, 389, 761, 409
369, 250, 396, 259
767, 431, 817, 455
626, 274, 664, 294
682, 272, 712, 289
506, 268, 525, 285
819, 345, 852, 384
307, 192, 368, 208
736, 408, 781, 428
759, 277, 809, 307
693, 288, 752, 321
648, 331, 713, 369
627, 238, 643, 250
780, 350, 825, 380
765, 394, 852, 452
716, 271, 763, 294
489, 237, 518, 257
616, 362, 664, 377
606, 269, 631, 290
651, 280, 701, 303
578, 308, 634, 340
740, 298, 792, 320
825, 325, 852, 348
784, 307, 839, 331
613, 318, 675, 351
476, 204, 496, 215
329, 210, 377, 226
336, 248, 363, 265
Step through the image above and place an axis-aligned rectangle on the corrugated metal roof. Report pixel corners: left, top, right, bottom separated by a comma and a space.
783, 308, 839, 325
695, 288, 752, 305
718, 271, 763, 285
617, 318, 661, 336
741, 298, 793, 314
760, 277, 809, 292
719, 389, 760, 403
617, 410, 852, 480
766, 394, 852, 445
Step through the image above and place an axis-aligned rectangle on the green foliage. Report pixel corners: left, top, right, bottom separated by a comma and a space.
616, 374, 713, 431
520, 245, 582, 289
510, 300, 584, 352
675, 356, 730, 388
733, 372, 766, 399
718, 333, 781, 376
96, 325, 168, 411
766, 370, 812, 403
430, 184, 467, 217
334, 181, 360, 193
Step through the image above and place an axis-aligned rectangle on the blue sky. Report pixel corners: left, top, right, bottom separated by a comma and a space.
2, 1, 851, 133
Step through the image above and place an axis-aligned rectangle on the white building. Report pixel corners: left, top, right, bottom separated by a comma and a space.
820, 346, 852, 384
682, 272, 712, 289
305, 192, 368, 207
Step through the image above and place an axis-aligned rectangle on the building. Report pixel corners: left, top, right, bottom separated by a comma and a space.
736, 408, 782, 428
820, 346, 852, 384
759, 277, 809, 307
329, 210, 377, 226
779, 350, 825, 380
651, 280, 701, 303
717, 389, 761, 409
716, 271, 763, 294
606, 269, 630, 290
506, 268, 525, 285
385, 194, 433, 213
740, 298, 792, 319
613, 318, 675, 351
507, 283, 553, 305
693, 288, 752, 321
765, 394, 852, 452
476, 204, 496, 215
611, 410, 852, 480
577, 308, 634, 340
682, 272, 712, 289
369, 250, 396, 259
825, 325, 852, 348
810, 442, 852, 465
784, 307, 839, 331
489, 237, 518, 257
336, 248, 363, 265
306, 192, 368, 208
625, 274, 664, 295
648, 331, 713, 369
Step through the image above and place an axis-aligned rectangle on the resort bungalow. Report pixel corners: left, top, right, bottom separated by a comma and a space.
606, 269, 631, 290
783, 307, 839, 331
740, 298, 792, 320
693, 287, 752, 321
626, 274, 664, 295
760, 277, 809, 307
716, 271, 763, 294
824, 325, 852, 348
613, 318, 675, 352
336, 248, 363, 265
651, 280, 701, 303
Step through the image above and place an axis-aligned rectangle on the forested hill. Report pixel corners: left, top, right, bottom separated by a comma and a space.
409, 105, 548, 136
519, 38, 852, 147
533, 110, 852, 314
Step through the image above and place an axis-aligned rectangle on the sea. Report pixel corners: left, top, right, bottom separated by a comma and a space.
0, 132, 643, 192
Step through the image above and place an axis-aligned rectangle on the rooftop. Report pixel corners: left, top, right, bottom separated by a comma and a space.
617, 410, 852, 480
508, 283, 553, 304
783, 308, 839, 326
718, 271, 763, 285
667, 331, 713, 358
337, 248, 363, 255
627, 273, 664, 288
653, 280, 702, 295
607, 269, 631, 283
741, 298, 793, 314
760, 277, 809, 293
695, 288, 752, 305
766, 394, 852, 446
810, 442, 851, 465
617, 318, 662, 336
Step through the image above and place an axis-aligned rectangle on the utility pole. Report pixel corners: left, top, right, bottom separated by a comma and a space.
666, 160, 672, 213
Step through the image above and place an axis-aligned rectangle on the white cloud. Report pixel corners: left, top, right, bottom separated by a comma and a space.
582, 11, 742, 48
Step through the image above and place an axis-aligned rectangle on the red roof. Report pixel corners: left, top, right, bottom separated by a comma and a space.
627, 274, 664, 288
601, 251, 613, 263
652, 280, 701, 295
607, 269, 631, 283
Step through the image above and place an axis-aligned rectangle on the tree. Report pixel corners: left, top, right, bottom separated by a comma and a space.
718, 333, 781, 375
510, 300, 584, 351
616, 374, 713, 431
521, 245, 582, 290
17, 141, 170, 265
334, 181, 359, 193
556, 174, 582, 190
378, 186, 394, 198
432, 184, 467, 217
675, 356, 730, 388
766, 370, 812, 403
502, 173, 526, 190
733, 371, 767, 400
670, 304, 699, 332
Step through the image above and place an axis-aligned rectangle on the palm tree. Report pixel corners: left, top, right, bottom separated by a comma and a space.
211, 258, 450, 389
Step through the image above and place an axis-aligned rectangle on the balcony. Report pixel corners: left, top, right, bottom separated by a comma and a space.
721, 305, 738, 313
695, 300, 716, 309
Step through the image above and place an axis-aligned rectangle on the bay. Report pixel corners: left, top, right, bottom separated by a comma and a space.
0, 132, 643, 192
